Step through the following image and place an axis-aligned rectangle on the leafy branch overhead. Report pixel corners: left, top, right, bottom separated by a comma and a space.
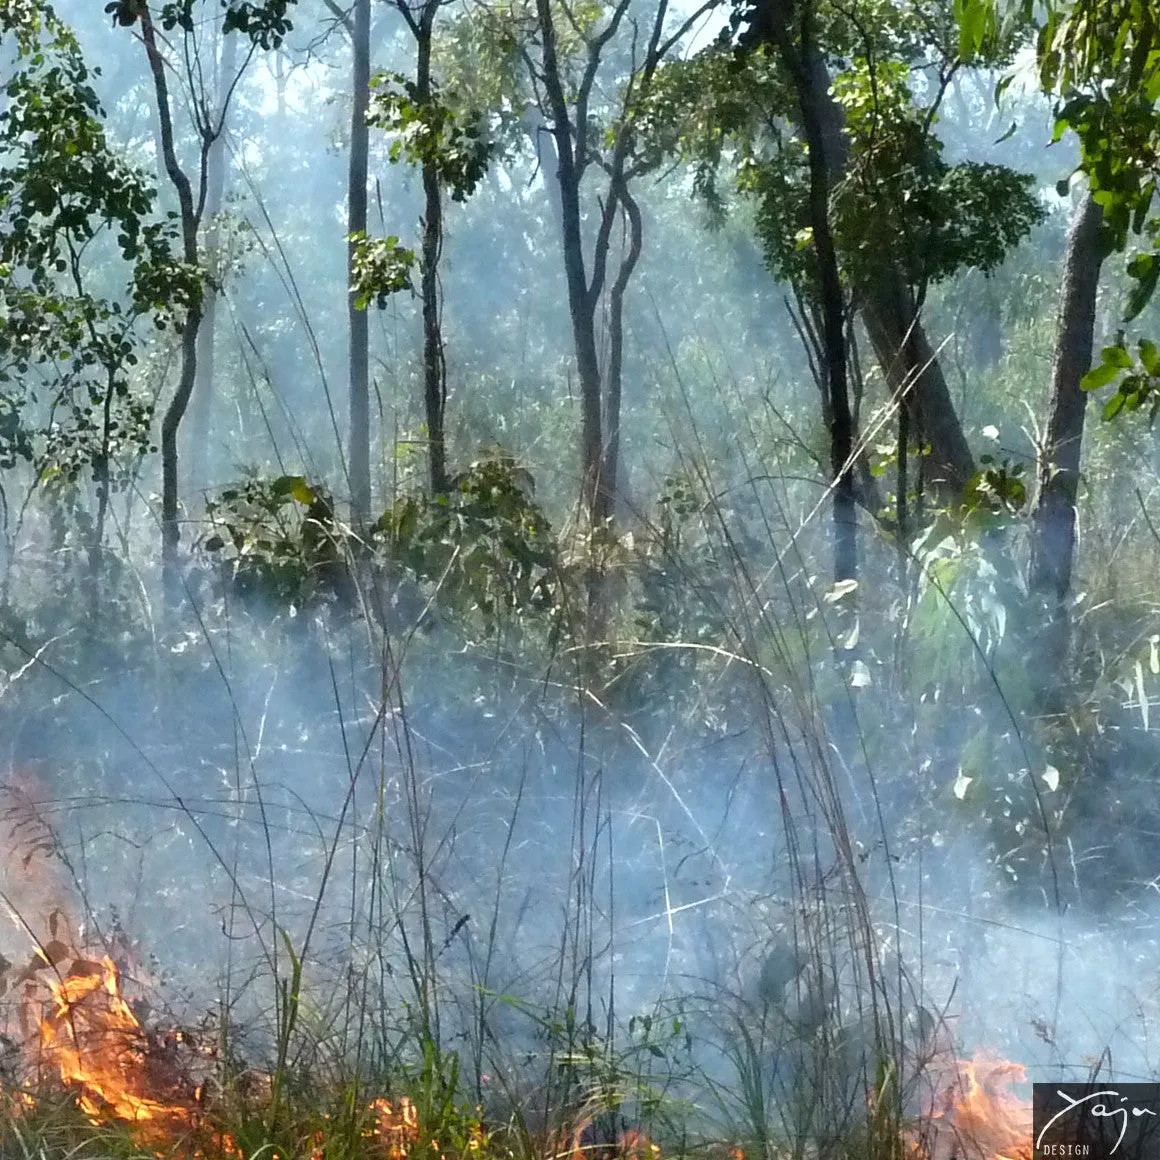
103, 0, 295, 47
961, 0, 1160, 409
368, 72, 494, 202
0, 0, 194, 487
641, 29, 1044, 300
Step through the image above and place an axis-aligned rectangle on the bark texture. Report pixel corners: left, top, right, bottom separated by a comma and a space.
142, 5, 205, 605
190, 23, 237, 494
535, 0, 609, 524
347, 0, 372, 528
770, 6, 856, 581
416, 9, 448, 496
1029, 193, 1105, 607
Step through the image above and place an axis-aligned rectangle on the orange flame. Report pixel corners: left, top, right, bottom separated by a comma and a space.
34, 955, 202, 1141
914, 1051, 1033, 1160
0, 789, 499, 1160
369, 1096, 422, 1160
555, 1114, 662, 1160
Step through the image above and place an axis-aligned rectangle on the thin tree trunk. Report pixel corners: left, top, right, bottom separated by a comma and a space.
535, 0, 606, 526
601, 181, 642, 517
786, 21, 855, 582
1029, 192, 1104, 608
763, 6, 854, 579
90, 362, 118, 588
140, 5, 204, 605
416, 15, 448, 496
190, 24, 237, 494
347, 0, 372, 528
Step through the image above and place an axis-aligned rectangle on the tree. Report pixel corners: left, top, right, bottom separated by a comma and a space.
521, 0, 716, 527
0, 0, 193, 592
746, 0, 855, 580
738, 0, 988, 503
961, 0, 1160, 414
342, 0, 373, 528
109, 0, 295, 604
365, 6, 492, 498
961, 0, 1158, 630
643, 0, 1043, 550
189, 20, 240, 494
1028, 192, 1104, 626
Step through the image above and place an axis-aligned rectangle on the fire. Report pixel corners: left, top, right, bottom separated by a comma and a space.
1, 934, 497, 1160
0, 783, 501, 1160
914, 1051, 1033, 1160
369, 1096, 421, 1159
553, 1111, 662, 1160
35, 954, 202, 1137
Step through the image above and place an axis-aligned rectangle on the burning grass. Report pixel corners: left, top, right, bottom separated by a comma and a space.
0, 784, 1035, 1160
0, 936, 1039, 1160
909, 1052, 1033, 1160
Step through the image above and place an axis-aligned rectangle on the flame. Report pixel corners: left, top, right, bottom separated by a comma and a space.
7, 925, 1032, 1160
369, 1096, 421, 1160
556, 1113, 662, 1160
11, 941, 493, 1160
34, 955, 203, 1141
0, 790, 500, 1159
305, 1094, 489, 1160
914, 1051, 1033, 1160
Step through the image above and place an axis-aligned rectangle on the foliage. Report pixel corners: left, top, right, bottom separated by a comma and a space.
203, 474, 352, 609
368, 72, 494, 202
961, 0, 1160, 397
830, 60, 1045, 291
350, 232, 417, 310
1082, 336, 1160, 420
433, 6, 534, 151
641, 27, 1043, 301
0, 0, 194, 488
373, 453, 558, 632
102, 0, 296, 48
963, 455, 1028, 514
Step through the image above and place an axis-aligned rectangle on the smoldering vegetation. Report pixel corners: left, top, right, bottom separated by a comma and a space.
3, 0, 1160, 1158
5, 469, 1160, 1134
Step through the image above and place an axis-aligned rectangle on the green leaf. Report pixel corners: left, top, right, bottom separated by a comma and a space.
955, 0, 993, 57
271, 474, 307, 498
1125, 253, 1160, 322
1139, 338, 1160, 376
1081, 362, 1121, 390
1102, 343, 1134, 368
290, 479, 317, 505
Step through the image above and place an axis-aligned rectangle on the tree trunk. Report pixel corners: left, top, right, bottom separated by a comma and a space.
777, 9, 856, 582
347, 0, 372, 528
416, 14, 448, 496
535, 0, 607, 526
190, 23, 237, 495
139, 5, 204, 606
858, 267, 976, 497
1029, 192, 1105, 610
743, 8, 975, 501
601, 181, 642, 520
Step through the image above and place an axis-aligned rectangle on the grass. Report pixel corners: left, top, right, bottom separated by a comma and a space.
0, 419, 1099, 1160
